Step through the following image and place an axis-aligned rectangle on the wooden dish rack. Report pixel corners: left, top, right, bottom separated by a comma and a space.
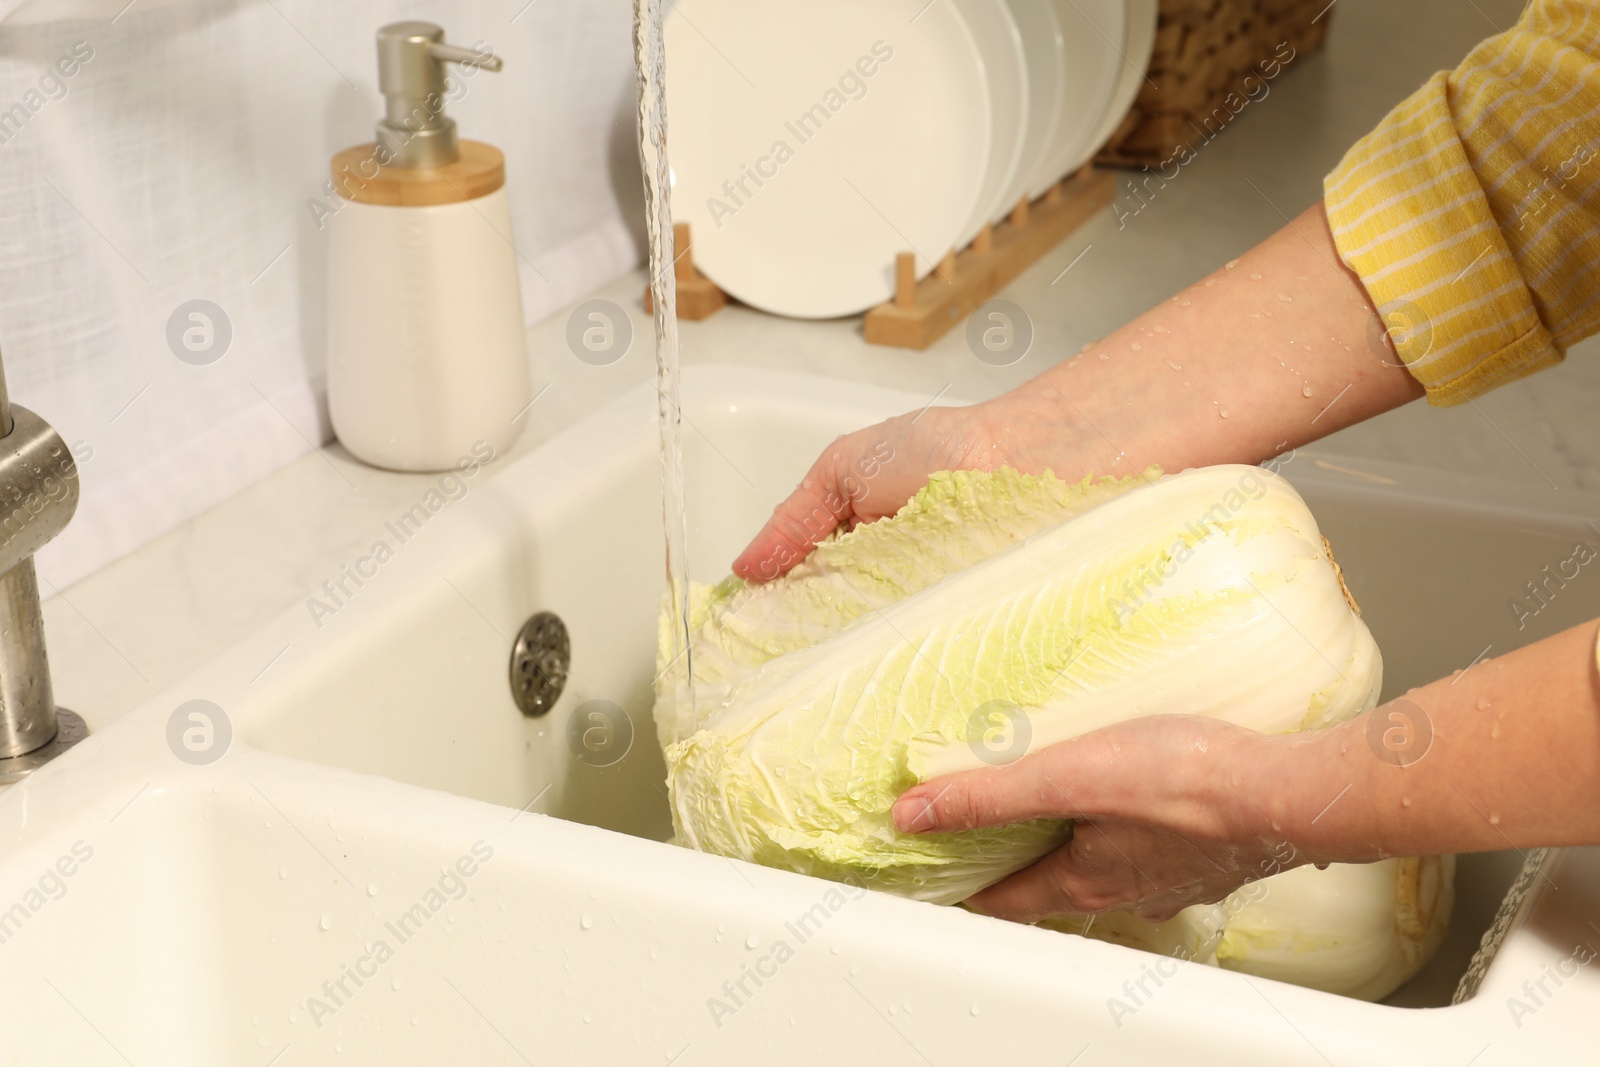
644, 0, 1332, 349
646, 164, 1114, 351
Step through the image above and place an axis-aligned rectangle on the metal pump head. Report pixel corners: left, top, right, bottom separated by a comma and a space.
374, 21, 503, 169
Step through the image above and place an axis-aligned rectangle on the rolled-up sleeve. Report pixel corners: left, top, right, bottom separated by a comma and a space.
1323, 1, 1600, 406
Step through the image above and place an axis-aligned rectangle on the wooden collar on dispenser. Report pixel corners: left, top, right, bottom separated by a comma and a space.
330, 140, 505, 207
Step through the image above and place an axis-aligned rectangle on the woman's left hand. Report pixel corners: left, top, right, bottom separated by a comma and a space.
891, 715, 1314, 923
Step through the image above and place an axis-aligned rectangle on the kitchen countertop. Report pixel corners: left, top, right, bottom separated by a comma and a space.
43, 0, 1595, 730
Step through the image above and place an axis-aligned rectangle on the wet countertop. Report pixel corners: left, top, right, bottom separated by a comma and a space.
42, 0, 1594, 727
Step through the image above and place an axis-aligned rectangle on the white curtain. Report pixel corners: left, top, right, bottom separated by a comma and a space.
0, 0, 645, 589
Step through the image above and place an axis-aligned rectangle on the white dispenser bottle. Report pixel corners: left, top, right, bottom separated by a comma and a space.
326, 21, 531, 472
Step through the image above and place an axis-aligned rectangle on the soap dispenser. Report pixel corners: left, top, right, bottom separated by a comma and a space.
326, 21, 532, 472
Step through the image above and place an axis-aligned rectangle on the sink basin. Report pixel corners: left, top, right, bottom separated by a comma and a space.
3, 365, 1596, 1065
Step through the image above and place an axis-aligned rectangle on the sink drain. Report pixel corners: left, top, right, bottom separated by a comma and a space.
509, 611, 569, 716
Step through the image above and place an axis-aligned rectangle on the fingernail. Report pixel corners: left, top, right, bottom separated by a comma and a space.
893, 795, 937, 833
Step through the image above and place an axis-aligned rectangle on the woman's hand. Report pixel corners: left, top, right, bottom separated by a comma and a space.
889, 620, 1600, 925
734, 202, 1423, 583
731, 397, 1060, 581
891, 715, 1312, 923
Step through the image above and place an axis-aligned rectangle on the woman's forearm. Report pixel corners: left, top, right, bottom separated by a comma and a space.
984, 201, 1426, 482
737, 201, 1427, 580
1241, 620, 1600, 862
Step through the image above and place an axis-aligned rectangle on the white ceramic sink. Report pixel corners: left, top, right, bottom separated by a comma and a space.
3, 366, 1597, 1065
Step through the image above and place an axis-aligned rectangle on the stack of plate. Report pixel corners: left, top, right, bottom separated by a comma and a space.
663, 0, 1158, 319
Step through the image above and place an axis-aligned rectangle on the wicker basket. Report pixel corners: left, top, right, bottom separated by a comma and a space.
1095, 0, 1333, 168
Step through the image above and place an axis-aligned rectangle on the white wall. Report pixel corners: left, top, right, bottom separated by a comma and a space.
0, 0, 645, 590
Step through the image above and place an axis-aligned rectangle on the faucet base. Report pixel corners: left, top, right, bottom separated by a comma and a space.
0, 708, 86, 787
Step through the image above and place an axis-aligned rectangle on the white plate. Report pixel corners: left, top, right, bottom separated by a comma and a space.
1083, 0, 1158, 157
1024, 0, 1124, 196
991, 0, 1066, 222
665, 0, 992, 319
951, 0, 1029, 245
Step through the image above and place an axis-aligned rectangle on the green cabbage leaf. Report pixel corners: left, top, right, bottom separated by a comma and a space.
654, 465, 1382, 905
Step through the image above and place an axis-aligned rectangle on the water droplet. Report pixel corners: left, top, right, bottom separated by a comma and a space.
584, 1012, 594, 1024
367, 882, 379, 897
1277, 293, 1293, 303
278, 867, 289, 880
1249, 272, 1262, 280
1131, 342, 1141, 351
1153, 325, 1169, 334
580, 913, 594, 931
318, 913, 332, 932
1079, 343, 1092, 353
1097, 353, 1109, 360
1342, 344, 1351, 352
1219, 408, 1230, 419
1167, 361, 1182, 372
1401, 796, 1412, 807
1181, 300, 1192, 307
1204, 279, 1216, 288
1489, 813, 1501, 826
970, 1002, 982, 1016
1301, 385, 1313, 397
1262, 310, 1273, 318
745, 933, 760, 950
1491, 723, 1502, 739
850, 964, 861, 977
888, 1004, 898, 1016
392, 977, 403, 991
1476, 698, 1491, 710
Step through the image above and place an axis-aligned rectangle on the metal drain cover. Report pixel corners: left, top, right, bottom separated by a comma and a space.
509, 611, 570, 716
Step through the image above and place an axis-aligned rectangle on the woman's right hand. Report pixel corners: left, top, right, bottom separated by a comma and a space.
733, 201, 1426, 583
731, 402, 1005, 581
731, 390, 1081, 581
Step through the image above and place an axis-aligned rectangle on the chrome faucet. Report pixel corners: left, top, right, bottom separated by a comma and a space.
0, 354, 85, 784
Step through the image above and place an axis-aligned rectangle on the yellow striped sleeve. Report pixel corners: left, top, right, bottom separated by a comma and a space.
1323, 0, 1600, 406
